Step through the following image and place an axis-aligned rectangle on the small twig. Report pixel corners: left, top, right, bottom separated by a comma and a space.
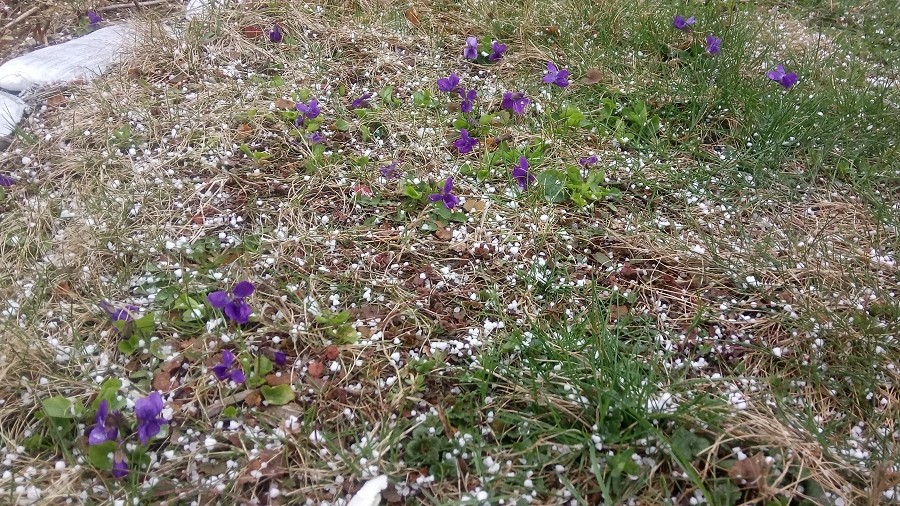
97, 0, 171, 13
1, 6, 40, 33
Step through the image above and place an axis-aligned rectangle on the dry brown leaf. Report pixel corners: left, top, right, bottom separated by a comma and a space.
434, 227, 452, 241
582, 68, 604, 85
609, 305, 629, 321
544, 25, 560, 36
152, 371, 175, 392
274, 98, 295, 109
242, 25, 264, 39
728, 453, 770, 489
307, 360, 324, 378
404, 8, 421, 26
463, 200, 486, 212
160, 359, 182, 374
237, 449, 287, 484
265, 372, 294, 386
236, 123, 253, 139
323, 345, 339, 361
46, 94, 67, 107
244, 389, 262, 407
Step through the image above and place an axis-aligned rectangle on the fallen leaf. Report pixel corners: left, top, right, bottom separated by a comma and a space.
404, 8, 421, 26
544, 25, 560, 36
160, 359, 182, 374
265, 372, 294, 386
434, 227, 452, 241
244, 389, 262, 407
274, 98, 296, 109
582, 68, 604, 85
242, 25, 264, 39
237, 449, 287, 484
152, 371, 175, 392
323, 345, 339, 361
353, 184, 373, 197
462, 200, 486, 212
728, 453, 770, 489
308, 360, 324, 378
609, 305, 629, 321
46, 94, 67, 107
236, 123, 253, 139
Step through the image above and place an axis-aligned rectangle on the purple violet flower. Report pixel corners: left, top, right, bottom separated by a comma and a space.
511, 156, 535, 190
212, 349, 246, 383
429, 177, 460, 209
579, 155, 599, 167
767, 65, 799, 89
464, 36, 479, 60
134, 391, 168, 445
307, 132, 324, 144
706, 34, 722, 55
0, 174, 14, 187
488, 41, 507, 62
350, 93, 372, 109
543, 62, 571, 88
295, 99, 321, 125
453, 128, 478, 154
268, 23, 283, 43
88, 400, 119, 445
87, 11, 102, 26
207, 281, 255, 325
673, 15, 696, 31
379, 161, 400, 179
437, 73, 461, 94
99, 301, 139, 322
501, 91, 530, 116
460, 89, 477, 113
274, 351, 287, 367
112, 451, 128, 478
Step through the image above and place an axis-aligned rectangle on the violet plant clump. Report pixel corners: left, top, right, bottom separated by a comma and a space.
207, 281, 255, 324
579, 155, 599, 167
437, 73, 461, 94
112, 452, 128, 478
543, 62, 571, 88
512, 156, 535, 190
87, 11, 102, 27
463, 36, 479, 60
501, 92, 530, 116
134, 391, 168, 445
459, 89, 477, 113
88, 400, 119, 445
307, 132, 325, 144
350, 93, 372, 109
268, 23, 283, 43
673, 15, 695, 31
429, 177, 460, 209
99, 301, 139, 322
295, 99, 321, 126
706, 35, 722, 55
453, 128, 478, 154
380, 161, 400, 179
212, 350, 246, 383
767, 65, 799, 88
0, 174, 13, 187
488, 41, 507, 62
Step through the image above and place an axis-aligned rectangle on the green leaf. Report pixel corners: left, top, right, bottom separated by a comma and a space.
133, 313, 155, 339
260, 385, 295, 405
403, 183, 423, 200
452, 117, 469, 129
537, 170, 567, 203
118, 336, 138, 355
711, 482, 742, 506
334, 119, 350, 131
222, 406, 238, 419
42, 396, 75, 419
87, 441, 117, 470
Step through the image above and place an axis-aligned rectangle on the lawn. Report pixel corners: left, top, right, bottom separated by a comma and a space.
0, 0, 897, 504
